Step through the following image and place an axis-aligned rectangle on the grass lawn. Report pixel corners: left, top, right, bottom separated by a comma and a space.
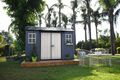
0, 56, 120, 80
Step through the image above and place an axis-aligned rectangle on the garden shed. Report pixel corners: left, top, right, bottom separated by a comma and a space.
25, 26, 75, 61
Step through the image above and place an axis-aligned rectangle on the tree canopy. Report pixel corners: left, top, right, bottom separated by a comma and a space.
3, 0, 45, 51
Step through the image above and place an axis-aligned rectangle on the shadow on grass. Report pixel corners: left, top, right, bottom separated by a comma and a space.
94, 56, 120, 75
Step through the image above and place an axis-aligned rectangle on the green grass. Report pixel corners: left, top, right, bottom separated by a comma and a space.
0, 56, 120, 80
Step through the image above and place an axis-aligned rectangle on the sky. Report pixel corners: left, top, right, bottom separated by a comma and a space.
0, 0, 120, 44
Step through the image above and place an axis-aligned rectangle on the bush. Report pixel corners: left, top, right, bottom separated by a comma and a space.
116, 47, 120, 54
0, 46, 4, 56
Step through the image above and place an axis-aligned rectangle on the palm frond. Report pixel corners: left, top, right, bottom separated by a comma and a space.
113, 0, 120, 8
99, 11, 108, 17
114, 8, 120, 24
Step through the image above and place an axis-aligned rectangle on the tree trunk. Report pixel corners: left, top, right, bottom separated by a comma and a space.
84, 23, 87, 42
95, 22, 98, 47
59, 0, 61, 27
109, 8, 116, 55
86, 0, 92, 49
72, 6, 76, 49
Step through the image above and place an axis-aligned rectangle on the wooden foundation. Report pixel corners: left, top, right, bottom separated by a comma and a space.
21, 60, 79, 68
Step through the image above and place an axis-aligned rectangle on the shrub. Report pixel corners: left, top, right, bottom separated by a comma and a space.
116, 47, 120, 54
0, 46, 4, 56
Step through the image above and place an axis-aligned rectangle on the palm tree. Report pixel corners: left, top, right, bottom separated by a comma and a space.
38, 13, 44, 27
81, 7, 88, 42
91, 8, 101, 47
99, 0, 120, 55
45, 0, 65, 28
71, 0, 78, 48
52, 11, 58, 27
62, 13, 68, 28
45, 4, 55, 27
86, 0, 92, 49
80, 0, 92, 49
58, 0, 62, 27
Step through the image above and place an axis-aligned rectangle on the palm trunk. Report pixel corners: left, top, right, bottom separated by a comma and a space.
109, 8, 116, 55
59, 0, 61, 27
95, 22, 98, 47
86, 0, 92, 49
73, 6, 76, 49
84, 23, 87, 42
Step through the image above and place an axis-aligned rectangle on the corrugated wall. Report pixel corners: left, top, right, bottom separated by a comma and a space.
25, 31, 41, 61
61, 32, 75, 60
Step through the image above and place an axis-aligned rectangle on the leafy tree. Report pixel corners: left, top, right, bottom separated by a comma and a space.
1, 31, 13, 45
99, 0, 120, 55
3, 0, 45, 51
98, 35, 110, 48
0, 31, 14, 56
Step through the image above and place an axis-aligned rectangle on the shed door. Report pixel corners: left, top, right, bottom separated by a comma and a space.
51, 33, 61, 59
41, 33, 51, 59
41, 32, 61, 60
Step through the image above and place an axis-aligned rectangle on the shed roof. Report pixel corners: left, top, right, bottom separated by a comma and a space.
26, 26, 74, 32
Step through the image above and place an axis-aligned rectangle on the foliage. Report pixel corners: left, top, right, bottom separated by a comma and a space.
32, 56, 37, 62
0, 46, 4, 56
13, 40, 23, 54
77, 35, 120, 55
0, 35, 3, 44
0, 31, 13, 45
95, 48, 105, 51
76, 40, 97, 50
116, 47, 120, 54
99, 0, 118, 11
3, 0, 45, 51
98, 35, 110, 48
115, 37, 120, 48
0, 31, 14, 56
76, 35, 111, 50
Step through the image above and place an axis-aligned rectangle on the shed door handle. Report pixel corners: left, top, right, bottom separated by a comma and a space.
51, 45, 54, 47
